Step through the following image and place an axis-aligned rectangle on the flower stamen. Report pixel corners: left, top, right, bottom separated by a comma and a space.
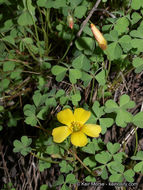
71, 121, 82, 132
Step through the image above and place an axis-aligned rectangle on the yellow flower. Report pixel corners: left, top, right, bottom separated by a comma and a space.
90, 23, 107, 50
52, 108, 101, 147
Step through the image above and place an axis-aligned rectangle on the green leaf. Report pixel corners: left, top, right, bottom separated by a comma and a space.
2, 35, 15, 46
106, 42, 122, 60
118, 35, 132, 53
99, 118, 114, 134
95, 70, 106, 86
107, 142, 120, 155
74, 5, 87, 19
105, 95, 135, 127
109, 173, 123, 182
83, 156, 97, 168
85, 175, 96, 182
116, 109, 133, 127
65, 174, 78, 184
54, 175, 64, 186
46, 144, 59, 155
131, 39, 143, 53
71, 92, 81, 105
131, 0, 143, 10
133, 112, 143, 128
56, 89, 65, 98
81, 72, 92, 87
110, 161, 124, 173
75, 37, 95, 55
13, 136, 32, 156
95, 151, 112, 164
18, 11, 34, 26
69, 69, 82, 84
104, 30, 118, 42
124, 169, 135, 182
131, 12, 142, 24
59, 160, 73, 173
81, 138, 101, 154
114, 17, 129, 35
53, 0, 66, 8
37, 0, 47, 7
40, 184, 48, 190
52, 65, 67, 82
39, 160, 51, 172
0, 79, 10, 91
72, 54, 84, 69
131, 151, 143, 161
133, 57, 143, 73
113, 152, 126, 162
133, 161, 143, 173
119, 94, 135, 109
33, 92, 42, 107
104, 99, 118, 113
101, 166, 108, 180
3, 61, 15, 72
92, 101, 104, 118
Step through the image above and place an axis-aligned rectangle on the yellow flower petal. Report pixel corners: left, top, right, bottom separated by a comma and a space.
57, 109, 74, 126
74, 108, 91, 124
81, 124, 101, 137
52, 126, 72, 143
90, 23, 107, 50
71, 131, 88, 147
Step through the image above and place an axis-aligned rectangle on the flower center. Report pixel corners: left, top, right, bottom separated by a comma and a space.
71, 121, 82, 132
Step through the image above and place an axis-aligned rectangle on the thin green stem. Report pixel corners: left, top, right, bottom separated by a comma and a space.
72, 83, 76, 94
69, 149, 96, 177
105, 49, 112, 80
31, 152, 59, 164
26, 2, 42, 58
89, 77, 95, 104
133, 126, 138, 156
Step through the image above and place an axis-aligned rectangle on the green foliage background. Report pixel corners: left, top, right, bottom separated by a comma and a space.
1, 0, 143, 189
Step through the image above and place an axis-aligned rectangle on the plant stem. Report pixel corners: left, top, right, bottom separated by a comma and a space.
133, 126, 138, 156
89, 77, 95, 104
31, 152, 59, 164
69, 149, 96, 177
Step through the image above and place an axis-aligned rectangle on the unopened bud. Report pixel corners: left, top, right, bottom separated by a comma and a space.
90, 23, 107, 50
67, 13, 74, 29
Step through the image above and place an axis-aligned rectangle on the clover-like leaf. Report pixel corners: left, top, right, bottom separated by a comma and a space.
133, 57, 143, 73
133, 111, 143, 128
13, 136, 32, 156
124, 169, 135, 182
85, 175, 96, 182
131, 0, 143, 10
104, 94, 135, 127
95, 70, 106, 86
83, 156, 97, 168
107, 142, 120, 155
39, 160, 51, 172
109, 173, 123, 182
65, 174, 78, 184
69, 69, 82, 84
114, 17, 129, 35
51, 65, 67, 82
23, 104, 37, 126
95, 151, 112, 164
133, 161, 143, 174
59, 160, 73, 173
131, 151, 143, 161
91, 101, 114, 134
81, 138, 102, 154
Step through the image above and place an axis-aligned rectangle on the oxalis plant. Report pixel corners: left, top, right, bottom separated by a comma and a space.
1, 0, 143, 189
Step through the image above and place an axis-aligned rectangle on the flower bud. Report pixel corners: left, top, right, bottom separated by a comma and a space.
90, 23, 107, 50
67, 13, 74, 29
